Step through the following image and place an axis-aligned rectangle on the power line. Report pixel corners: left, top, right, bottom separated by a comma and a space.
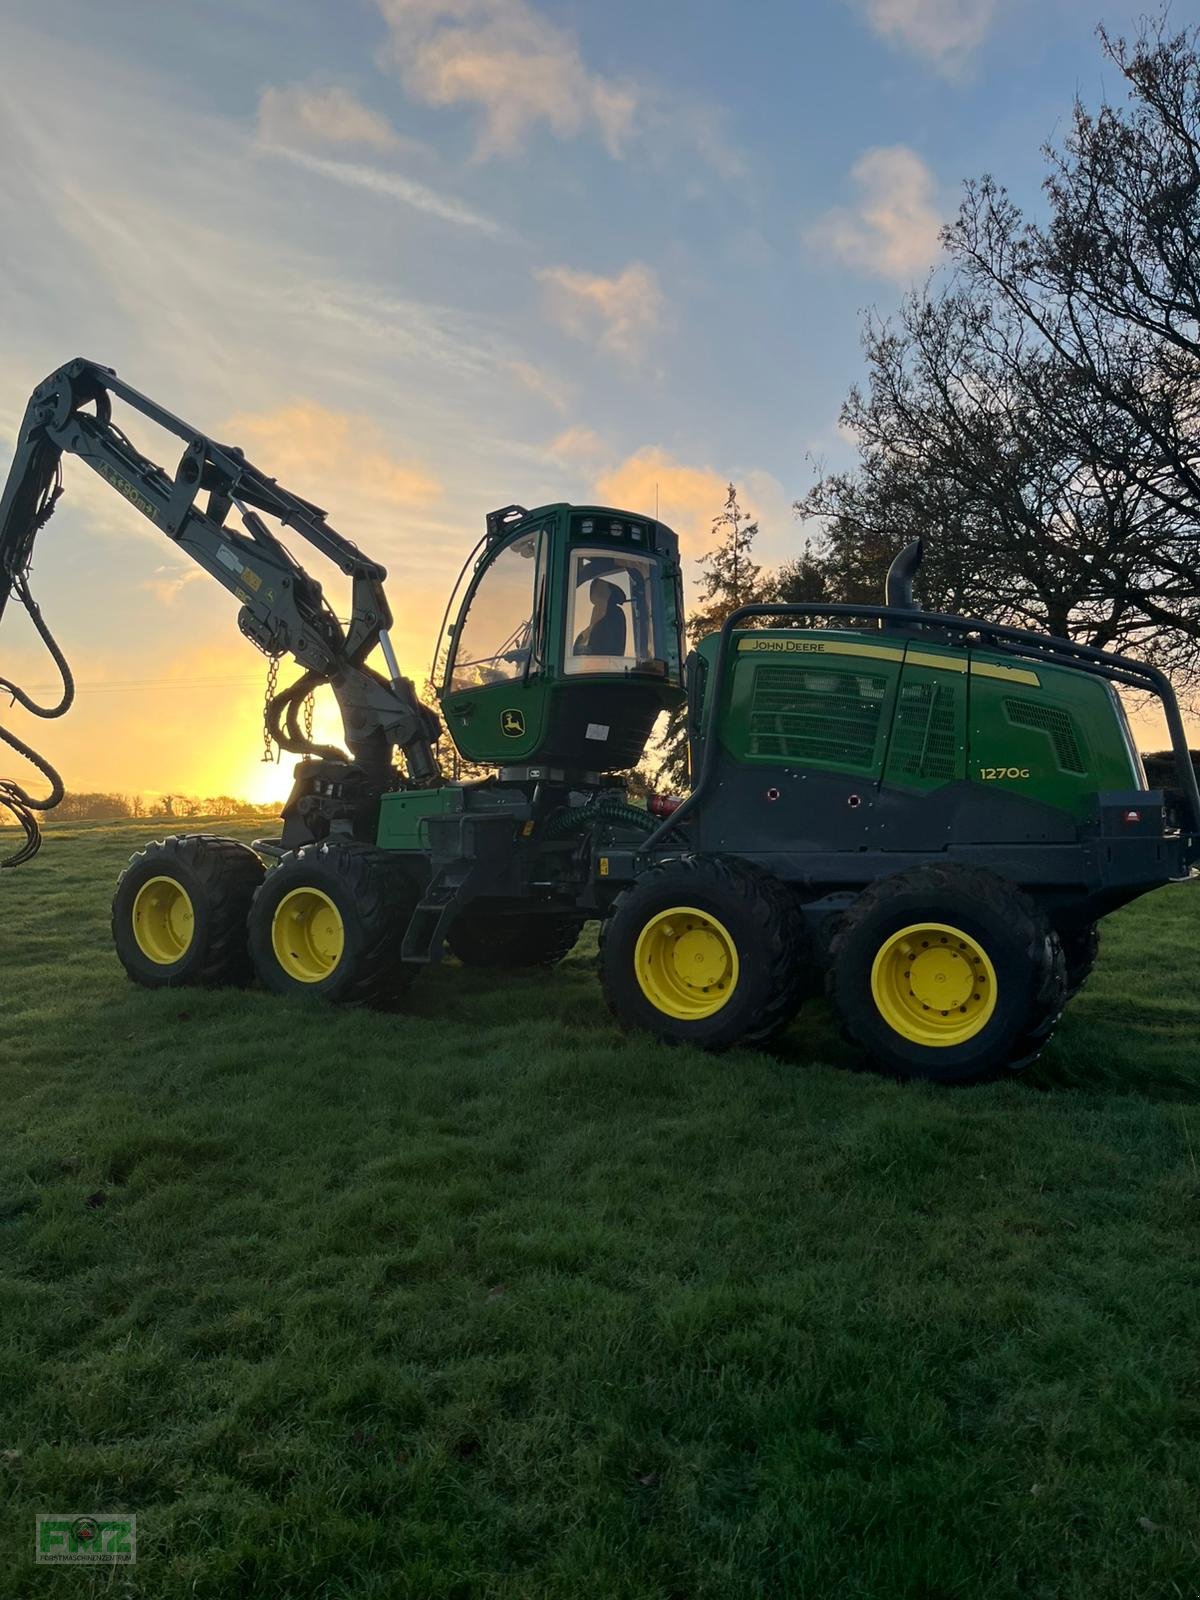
10, 677, 278, 694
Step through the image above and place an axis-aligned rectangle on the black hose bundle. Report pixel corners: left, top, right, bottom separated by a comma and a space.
541, 792, 658, 842
1, 465, 71, 867
0, 709, 67, 867
264, 668, 343, 762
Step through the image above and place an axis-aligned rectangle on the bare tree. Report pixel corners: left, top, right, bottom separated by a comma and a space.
204, 796, 242, 819
655, 484, 772, 788
800, 15, 1200, 689
798, 287, 1200, 677
56, 792, 132, 821
950, 17, 1200, 529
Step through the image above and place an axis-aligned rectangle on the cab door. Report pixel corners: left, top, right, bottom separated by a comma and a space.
441, 526, 548, 764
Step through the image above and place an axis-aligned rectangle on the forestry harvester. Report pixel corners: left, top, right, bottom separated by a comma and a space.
2, 359, 1197, 1082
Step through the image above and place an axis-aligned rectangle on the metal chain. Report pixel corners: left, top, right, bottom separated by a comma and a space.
302, 692, 315, 744
261, 657, 279, 763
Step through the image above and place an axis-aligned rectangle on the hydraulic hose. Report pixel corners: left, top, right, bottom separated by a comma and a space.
266, 669, 343, 762
0, 718, 66, 866
0, 578, 73, 865
541, 796, 658, 842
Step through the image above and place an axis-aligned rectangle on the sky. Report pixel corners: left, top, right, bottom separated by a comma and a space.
0, 0, 1177, 804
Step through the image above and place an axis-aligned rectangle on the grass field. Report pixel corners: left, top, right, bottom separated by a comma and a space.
1, 821, 1199, 1598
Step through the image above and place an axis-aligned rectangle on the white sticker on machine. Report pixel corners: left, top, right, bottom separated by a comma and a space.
585, 723, 610, 741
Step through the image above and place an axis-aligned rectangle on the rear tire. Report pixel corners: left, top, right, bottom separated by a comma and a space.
112, 835, 264, 989
447, 911, 584, 968
248, 842, 416, 1005
826, 864, 1067, 1083
599, 855, 808, 1051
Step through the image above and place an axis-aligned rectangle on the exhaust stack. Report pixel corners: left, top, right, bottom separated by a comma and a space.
885, 538, 923, 610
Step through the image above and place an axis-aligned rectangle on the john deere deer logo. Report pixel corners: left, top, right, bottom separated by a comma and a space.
501, 708, 525, 737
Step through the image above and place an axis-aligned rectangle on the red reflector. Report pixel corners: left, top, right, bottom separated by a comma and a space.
1124, 810, 1141, 824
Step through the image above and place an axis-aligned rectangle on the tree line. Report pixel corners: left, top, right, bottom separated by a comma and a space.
52, 793, 280, 822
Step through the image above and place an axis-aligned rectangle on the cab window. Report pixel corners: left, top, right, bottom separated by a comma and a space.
564, 548, 664, 676
448, 530, 541, 691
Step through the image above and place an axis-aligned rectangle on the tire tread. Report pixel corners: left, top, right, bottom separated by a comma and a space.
248, 840, 415, 1004
112, 833, 264, 988
599, 854, 809, 1050
825, 863, 1067, 1080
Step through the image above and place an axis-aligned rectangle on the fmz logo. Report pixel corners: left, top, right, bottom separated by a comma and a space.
36, 1514, 136, 1565
501, 708, 525, 738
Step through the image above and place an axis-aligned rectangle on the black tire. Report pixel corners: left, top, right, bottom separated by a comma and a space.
248, 841, 416, 1005
599, 855, 808, 1051
1061, 922, 1100, 999
447, 911, 584, 968
825, 864, 1067, 1084
112, 834, 264, 989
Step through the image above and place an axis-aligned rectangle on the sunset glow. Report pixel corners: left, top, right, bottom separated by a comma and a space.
1, 1, 1194, 811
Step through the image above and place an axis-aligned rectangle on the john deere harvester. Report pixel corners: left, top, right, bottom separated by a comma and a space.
3, 359, 1197, 1081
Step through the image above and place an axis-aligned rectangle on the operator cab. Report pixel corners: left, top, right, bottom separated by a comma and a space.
437, 504, 685, 775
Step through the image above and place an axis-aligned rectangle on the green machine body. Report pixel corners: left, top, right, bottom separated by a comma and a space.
687, 625, 1145, 830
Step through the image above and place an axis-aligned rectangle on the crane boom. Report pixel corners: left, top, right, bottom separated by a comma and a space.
0, 358, 441, 864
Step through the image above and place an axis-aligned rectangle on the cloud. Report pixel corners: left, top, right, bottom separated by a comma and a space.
225, 401, 441, 515
141, 566, 207, 606
806, 146, 942, 283
258, 141, 503, 234
548, 426, 606, 463
592, 449, 732, 559
536, 263, 663, 364
852, 0, 997, 76
255, 77, 502, 235
371, 0, 743, 175
506, 359, 569, 414
591, 449, 793, 565
374, 0, 638, 158
644, 99, 745, 184
257, 82, 401, 151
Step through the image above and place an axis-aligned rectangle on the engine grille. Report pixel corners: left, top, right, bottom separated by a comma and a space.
889, 680, 959, 781
749, 664, 887, 769
1003, 697, 1086, 773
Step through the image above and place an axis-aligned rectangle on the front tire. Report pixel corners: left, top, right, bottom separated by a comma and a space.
112, 835, 264, 989
248, 842, 417, 1005
826, 864, 1067, 1083
599, 855, 807, 1051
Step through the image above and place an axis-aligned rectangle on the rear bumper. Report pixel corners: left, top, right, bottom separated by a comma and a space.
1088, 830, 1196, 892
1090, 793, 1198, 896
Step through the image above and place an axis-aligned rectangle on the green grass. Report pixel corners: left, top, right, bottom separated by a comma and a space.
1, 822, 1199, 1598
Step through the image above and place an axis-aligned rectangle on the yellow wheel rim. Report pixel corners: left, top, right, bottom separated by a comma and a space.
634, 905, 739, 1020
271, 887, 345, 984
132, 875, 195, 965
870, 921, 997, 1047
